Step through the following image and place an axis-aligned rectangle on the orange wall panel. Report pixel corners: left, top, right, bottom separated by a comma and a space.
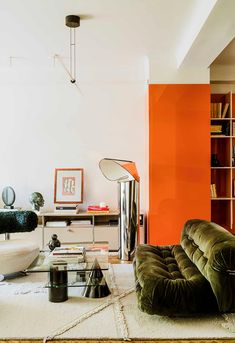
149, 84, 210, 245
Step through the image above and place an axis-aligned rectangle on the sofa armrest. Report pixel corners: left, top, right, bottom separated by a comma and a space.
181, 219, 235, 312
0, 211, 38, 234
207, 242, 235, 312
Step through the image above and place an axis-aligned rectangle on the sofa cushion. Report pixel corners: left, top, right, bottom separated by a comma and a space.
181, 219, 235, 312
0, 239, 39, 275
134, 243, 218, 316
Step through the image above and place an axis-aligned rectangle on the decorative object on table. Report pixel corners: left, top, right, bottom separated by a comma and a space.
87, 205, 109, 213
48, 234, 61, 251
54, 168, 83, 204
211, 153, 220, 167
99, 158, 139, 261
48, 245, 85, 263
49, 261, 68, 302
2, 186, 16, 209
82, 258, 110, 298
29, 192, 44, 213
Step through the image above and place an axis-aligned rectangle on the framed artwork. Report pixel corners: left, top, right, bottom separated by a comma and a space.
54, 168, 84, 204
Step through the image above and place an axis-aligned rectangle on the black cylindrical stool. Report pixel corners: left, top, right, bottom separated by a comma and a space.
49, 262, 68, 302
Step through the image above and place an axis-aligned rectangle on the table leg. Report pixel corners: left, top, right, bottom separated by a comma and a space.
48, 267, 68, 302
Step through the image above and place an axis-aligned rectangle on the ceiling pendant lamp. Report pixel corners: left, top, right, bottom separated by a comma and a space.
65, 15, 80, 83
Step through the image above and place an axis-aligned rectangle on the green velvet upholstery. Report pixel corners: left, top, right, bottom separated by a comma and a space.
134, 219, 235, 316
0, 211, 38, 234
181, 219, 235, 312
134, 243, 218, 316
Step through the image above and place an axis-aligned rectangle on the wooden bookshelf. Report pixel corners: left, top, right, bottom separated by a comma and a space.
210, 92, 235, 233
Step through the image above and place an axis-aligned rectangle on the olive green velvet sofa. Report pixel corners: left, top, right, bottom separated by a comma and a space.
134, 219, 235, 316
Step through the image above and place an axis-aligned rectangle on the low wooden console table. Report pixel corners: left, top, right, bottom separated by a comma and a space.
38, 211, 120, 249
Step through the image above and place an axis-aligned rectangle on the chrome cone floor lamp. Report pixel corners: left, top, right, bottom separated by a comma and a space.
99, 158, 140, 261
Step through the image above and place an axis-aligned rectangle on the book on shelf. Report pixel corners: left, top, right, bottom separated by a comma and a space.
46, 221, 68, 227
211, 102, 222, 118
232, 122, 235, 136
217, 102, 222, 118
69, 219, 92, 226
54, 205, 79, 213
87, 205, 110, 213
87, 210, 110, 214
210, 184, 217, 198
232, 147, 235, 167
222, 103, 229, 118
210, 124, 222, 134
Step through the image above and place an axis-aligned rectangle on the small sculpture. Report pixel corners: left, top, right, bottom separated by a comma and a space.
2, 186, 16, 209
29, 192, 44, 213
48, 234, 61, 251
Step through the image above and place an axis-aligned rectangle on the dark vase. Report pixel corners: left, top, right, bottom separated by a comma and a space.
211, 154, 220, 167
48, 234, 61, 251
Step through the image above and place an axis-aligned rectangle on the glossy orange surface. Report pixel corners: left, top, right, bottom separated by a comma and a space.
149, 84, 211, 245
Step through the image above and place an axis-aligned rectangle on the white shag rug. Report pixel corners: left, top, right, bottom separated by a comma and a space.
0, 264, 235, 341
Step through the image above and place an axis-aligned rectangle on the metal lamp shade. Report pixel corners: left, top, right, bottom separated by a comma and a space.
99, 158, 140, 261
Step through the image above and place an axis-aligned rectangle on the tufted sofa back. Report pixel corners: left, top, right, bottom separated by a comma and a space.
181, 219, 235, 312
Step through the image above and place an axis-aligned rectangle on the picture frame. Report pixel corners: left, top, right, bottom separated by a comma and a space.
54, 168, 84, 204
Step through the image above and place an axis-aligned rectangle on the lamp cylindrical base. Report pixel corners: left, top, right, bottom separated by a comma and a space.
119, 180, 139, 261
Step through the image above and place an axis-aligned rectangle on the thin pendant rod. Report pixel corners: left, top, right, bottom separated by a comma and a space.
74, 29, 76, 81
70, 28, 76, 83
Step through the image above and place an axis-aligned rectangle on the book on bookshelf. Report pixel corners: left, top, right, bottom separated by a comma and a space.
218, 102, 222, 118
222, 103, 229, 118
87, 211, 110, 214
87, 205, 110, 213
211, 102, 223, 118
210, 184, 217, 198
54, 205, 79, 214
46, 221, 68, 227
232, 122, 235, 136
69, 219, 92, 226
210, 125, 222, 134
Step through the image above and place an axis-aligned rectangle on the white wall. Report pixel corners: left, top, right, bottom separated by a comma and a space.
0, 60, 148, 212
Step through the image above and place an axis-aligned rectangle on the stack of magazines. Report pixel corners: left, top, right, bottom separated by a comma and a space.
48, 246, 86, 264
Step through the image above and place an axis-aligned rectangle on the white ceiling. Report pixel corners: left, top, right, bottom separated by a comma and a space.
0, 0, 234, 72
